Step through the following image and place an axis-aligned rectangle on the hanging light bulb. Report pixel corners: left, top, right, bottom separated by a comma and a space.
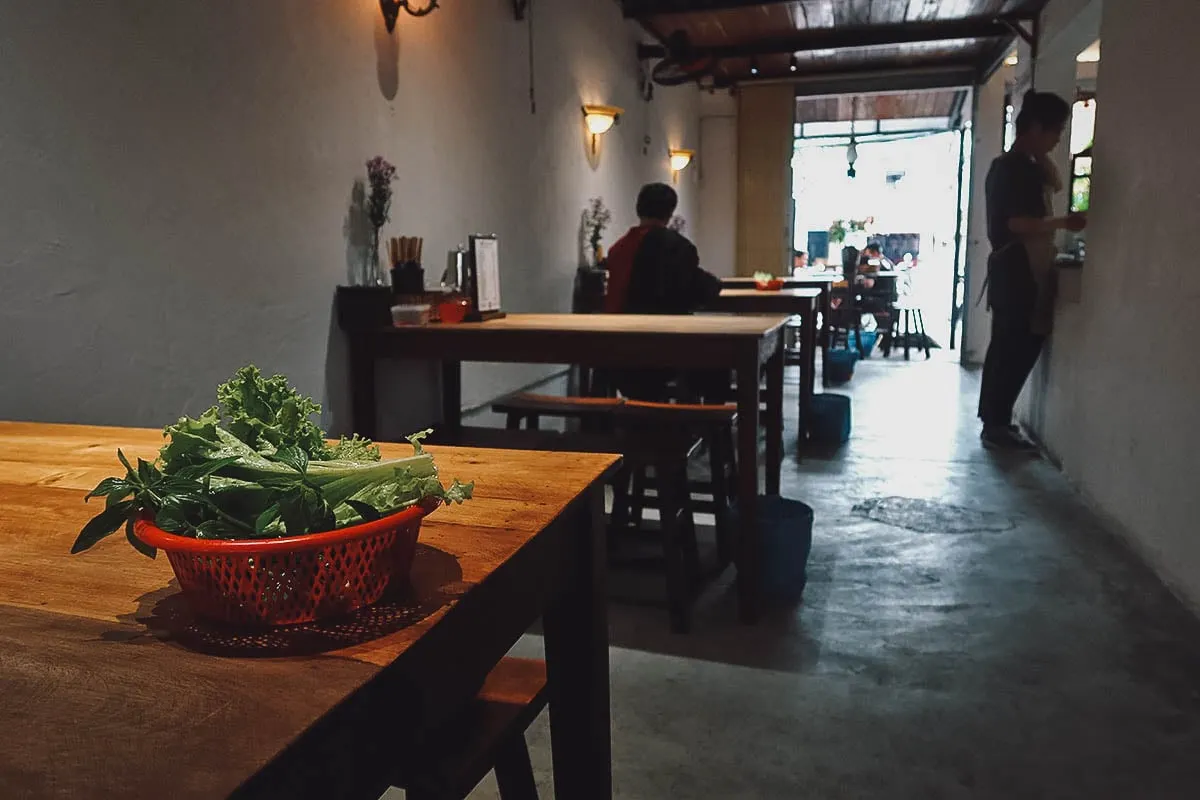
749, 57, 760, 76
847, 96, 859, 178
789, 54, 798, 73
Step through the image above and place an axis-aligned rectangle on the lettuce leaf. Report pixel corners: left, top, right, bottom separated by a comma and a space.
75, 365, 472, 554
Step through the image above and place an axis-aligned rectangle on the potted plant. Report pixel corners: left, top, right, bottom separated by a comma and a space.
582, 197, 612, 266
828, 219, 848, 247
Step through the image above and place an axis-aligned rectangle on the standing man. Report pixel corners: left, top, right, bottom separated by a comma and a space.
979, 90, 1087, 450
604, 182, 724, 401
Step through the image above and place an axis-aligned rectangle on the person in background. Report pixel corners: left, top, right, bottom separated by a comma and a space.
979, 89, 1087, 451
792, 250, 809, 273
858, 243, 894, 278
604, 182, 720, 316
604, 182, 725, 401
857, 243, 898, 314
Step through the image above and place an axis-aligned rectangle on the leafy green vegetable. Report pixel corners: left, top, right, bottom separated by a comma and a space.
72, 365, 472, 556
216, 365, 329, 458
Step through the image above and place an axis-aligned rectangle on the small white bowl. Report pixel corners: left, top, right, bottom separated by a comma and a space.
391, 304, 431, 326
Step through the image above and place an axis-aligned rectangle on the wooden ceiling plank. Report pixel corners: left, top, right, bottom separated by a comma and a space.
872, 0, 910, 23
796, 88, 964, 123
848, 0, 874, 26
637, 15, 1013, 57
807, 0, 836, 27
624, 0, 799, 16
908, 0, 941, 21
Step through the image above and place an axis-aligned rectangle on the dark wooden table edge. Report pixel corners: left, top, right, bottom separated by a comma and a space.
229, 465, 618, 800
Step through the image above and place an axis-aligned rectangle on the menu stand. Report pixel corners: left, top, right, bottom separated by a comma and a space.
464, 234, 506, 322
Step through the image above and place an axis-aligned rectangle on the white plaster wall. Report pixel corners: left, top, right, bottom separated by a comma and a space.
0, 0, 699, 433
961, 71, 1008, 365
696, 91, 737, 277
1014, 0, 1102, 472
1018, 0, 1200, 611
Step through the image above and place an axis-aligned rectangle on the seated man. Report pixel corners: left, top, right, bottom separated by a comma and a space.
858, 243, 894, 274
603, 182, 725, 402
792, 250, 809, 273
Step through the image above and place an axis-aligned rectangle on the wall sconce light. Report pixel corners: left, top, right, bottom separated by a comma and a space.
380, 0, 439, 33
669, 149, 695, 173
582, 104, 623, 154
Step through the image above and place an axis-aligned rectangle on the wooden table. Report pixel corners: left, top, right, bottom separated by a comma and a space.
0, 422, 618, 799
708, 288, 822, 439
722, 274, 837, 357
345, 313, 789, 623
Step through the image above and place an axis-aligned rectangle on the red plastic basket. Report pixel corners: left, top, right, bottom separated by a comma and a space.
134, 501, 437, 627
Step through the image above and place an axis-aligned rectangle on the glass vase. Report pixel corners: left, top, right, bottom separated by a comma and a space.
365, 229, 388, 287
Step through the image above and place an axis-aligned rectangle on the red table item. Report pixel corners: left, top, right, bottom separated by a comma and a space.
438, 297, 471, 324
134, 500, 437, 626
755, 279, 785, 291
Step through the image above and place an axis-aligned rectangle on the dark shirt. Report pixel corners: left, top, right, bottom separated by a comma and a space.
985, 150, 1047, 250
604, 225, 720, 314
601, 225, 725, 402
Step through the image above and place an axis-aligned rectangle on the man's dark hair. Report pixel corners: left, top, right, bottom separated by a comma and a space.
863, 243, 881, 254
636, 182, 678, 221
1016, 90, 1071, 136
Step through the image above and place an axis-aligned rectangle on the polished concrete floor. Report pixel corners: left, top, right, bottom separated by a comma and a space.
392, 355, 1200, 799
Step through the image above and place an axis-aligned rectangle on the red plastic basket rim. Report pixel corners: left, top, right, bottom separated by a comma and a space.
133, 500, 436, 555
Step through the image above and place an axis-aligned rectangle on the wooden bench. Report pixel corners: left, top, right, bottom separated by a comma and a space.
393, 657, 548, 800
485, 393, 738, 632
492, 392, 624, 431
612, 400, 738, 571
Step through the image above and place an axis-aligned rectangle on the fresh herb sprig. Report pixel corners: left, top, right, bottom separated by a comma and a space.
72, 366, 472, 557
73, 451, 246, 556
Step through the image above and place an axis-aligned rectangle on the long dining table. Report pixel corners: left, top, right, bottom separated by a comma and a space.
0, 421, 618, 799
708, 288, 822, 438
344, 312, 789, 624
722, 273, 838, 356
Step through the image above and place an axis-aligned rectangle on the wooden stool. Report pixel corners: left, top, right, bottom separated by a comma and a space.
609, 401, 738, 633
492, 392, 624, 432
396, 657, 548, 800
483, 393, 734, 632
884, 304, 931, 360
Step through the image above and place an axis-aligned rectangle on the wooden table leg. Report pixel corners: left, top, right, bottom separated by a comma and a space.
800, 299, 818, 449
820, 284, 832, 371
544, 487, 611, 800
349, 334, 379, 439
765, 340, 783, 491
442, 360, 463, 431
735, 351, 762, 624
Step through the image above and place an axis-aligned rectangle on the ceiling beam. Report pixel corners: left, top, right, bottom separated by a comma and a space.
715, 61, 979, 96
623, 0, 795, 16
637, 16, 1024, 60
976, 32, 1020, 82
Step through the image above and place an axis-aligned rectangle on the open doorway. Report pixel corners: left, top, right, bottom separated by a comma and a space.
791, 90, 971, 353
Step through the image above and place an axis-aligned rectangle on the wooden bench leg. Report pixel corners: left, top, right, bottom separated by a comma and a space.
608, 466, 632, 549
657, 458, 693, 634
629, 466, 648, 528
707, 433, 734, 568
917, 310, 931, 358
904, 310, 912, 361
493, 734, 539, 800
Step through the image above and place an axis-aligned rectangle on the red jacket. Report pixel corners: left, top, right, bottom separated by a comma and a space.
604, 225, 719, 314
